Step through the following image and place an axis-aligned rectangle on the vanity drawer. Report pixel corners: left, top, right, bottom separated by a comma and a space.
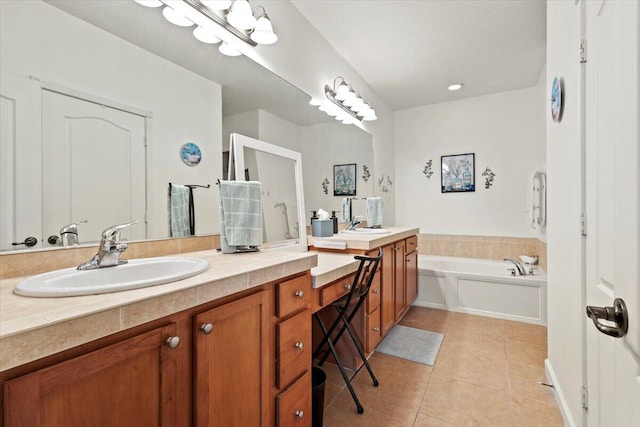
277, 310, 311, 389
278, 275, 311, 318
365, 306, 382, 354
406, 236, 418, 253
366, 271, 381, 314
319, 274, 355, 306
276, 370, 312, 427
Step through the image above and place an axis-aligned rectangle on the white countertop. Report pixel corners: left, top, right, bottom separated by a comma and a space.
308, 226, 419, 251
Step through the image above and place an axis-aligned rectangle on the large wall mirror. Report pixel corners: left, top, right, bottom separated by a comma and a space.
0, 0, 373, 253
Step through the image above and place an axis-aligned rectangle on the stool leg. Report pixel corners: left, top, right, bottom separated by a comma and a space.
339, 312, 379, 387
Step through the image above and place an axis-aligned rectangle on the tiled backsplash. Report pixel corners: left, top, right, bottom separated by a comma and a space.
417, 234, 547, 272
0, 235, 220, 280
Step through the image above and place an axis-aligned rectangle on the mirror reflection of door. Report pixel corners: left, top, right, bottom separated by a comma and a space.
41, 90, 146, 246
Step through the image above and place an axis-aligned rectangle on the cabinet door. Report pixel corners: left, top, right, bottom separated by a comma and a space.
365, 306, 382, 354
381, 244, 395, 335
394, 240, 407, 322
405, 251, 418, 307
194, 290, 270, 427
4, 324, 179, 427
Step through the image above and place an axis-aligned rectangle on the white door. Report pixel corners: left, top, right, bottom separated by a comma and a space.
0, 72, 42, 250
584, 1, 640, 425
41, 90, 147, 246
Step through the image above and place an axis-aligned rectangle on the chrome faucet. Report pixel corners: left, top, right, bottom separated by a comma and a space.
59, 220, 87, 247
77, 221, 137, 270
346, 216, 361, 231
504, 258, 526, 276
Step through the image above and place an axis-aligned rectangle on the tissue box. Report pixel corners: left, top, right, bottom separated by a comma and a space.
312, 220, 334, 237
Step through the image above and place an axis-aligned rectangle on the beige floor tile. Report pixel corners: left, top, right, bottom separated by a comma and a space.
399, 307, 452, 334
324, 381, 345, 409
352, 353, 432, 411
324, 388, 417, 427
506, 340, 547, 369
413, 413, 457, 426
508, 364, 557, 406
434, 357, 509, 392
446, 312, 504, 340
437, 333, 507, 367
420, 370, 513, 426
512, 396, 564, 427
504, 320, 547, 347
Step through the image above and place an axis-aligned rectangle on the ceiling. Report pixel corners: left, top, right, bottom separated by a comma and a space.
290, 0, 547, 110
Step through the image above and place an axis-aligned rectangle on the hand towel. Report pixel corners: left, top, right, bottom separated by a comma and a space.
219, 180, 263, 247
365, 197, 383, 228
169, 184, 193, 237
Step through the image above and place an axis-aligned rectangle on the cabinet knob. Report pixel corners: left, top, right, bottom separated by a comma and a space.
372, 289, 379, 294
295, 410, 304, 418
295, 290, 304, 298
373, 327, 380, 332
344, 284, 351, 290
200, 323, 213, 335
295, 342, 304, 350
166, 336, 181, 349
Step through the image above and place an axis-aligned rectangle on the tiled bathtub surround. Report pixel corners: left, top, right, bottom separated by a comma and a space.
0, 235, 220, 280
417, 234, 547, 272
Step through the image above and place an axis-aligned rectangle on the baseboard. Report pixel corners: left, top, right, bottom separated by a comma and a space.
545, 358, 577, 427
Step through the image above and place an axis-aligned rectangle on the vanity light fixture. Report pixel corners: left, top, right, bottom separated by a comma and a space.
134, 0, 278, 58
310, 77, 377, 124
447, 82, 464, 91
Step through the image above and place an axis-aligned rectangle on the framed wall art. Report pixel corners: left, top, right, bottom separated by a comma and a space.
334, 163, 357, 196
441, 153, 475, 193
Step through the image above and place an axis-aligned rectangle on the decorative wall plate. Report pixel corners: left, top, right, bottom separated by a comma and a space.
551, 77, 563, 123
181, 142, 202, 166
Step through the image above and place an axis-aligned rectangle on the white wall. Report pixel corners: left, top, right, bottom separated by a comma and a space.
394, 85, 546, 238
545, 1, 585, 426
223, 111, 258, 151
1, 1, 222, 239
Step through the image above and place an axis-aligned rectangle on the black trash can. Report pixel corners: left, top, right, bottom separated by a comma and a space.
311, 366, 327, 427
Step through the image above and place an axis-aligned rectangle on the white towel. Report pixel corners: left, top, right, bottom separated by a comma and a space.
169, 184, 191, 237
365, 197, 383, 227
219, 180, 263, 247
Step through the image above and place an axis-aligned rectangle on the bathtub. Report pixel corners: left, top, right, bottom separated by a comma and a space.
415, 256, 547, 325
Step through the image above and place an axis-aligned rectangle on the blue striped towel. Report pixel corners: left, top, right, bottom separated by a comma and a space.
365, 197, 383, 227
169, 184, 191, 237
219, 181, 263, 247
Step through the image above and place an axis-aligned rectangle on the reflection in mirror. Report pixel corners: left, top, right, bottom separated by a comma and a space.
0, 0, 374, 254
230, 134, 307, 252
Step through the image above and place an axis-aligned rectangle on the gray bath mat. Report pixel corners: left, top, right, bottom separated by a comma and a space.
375, 325, 444, 366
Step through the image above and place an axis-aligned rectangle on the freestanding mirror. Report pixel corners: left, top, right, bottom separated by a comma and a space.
230, 133, 307, 252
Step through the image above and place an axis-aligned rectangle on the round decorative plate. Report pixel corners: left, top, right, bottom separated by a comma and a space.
180, 142, 202, 166
551, 77, 562, 123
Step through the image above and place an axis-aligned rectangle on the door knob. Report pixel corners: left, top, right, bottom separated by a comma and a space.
12, 236, 38, 247
586, 298, 628, 338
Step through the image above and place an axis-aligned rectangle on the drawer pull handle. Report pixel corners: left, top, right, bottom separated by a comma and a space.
295, 342, 304, 350
373, 327, 380, 332
344, 284, 351, 290
372, 289, 379, 294
295, 410, 304, 418
295, 290, 305, 298
200, 323, 213, 335
166, 336, 181, 349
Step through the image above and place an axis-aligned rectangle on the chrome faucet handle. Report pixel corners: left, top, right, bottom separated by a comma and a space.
101, 221, 138, 246
59, 220, 87, 235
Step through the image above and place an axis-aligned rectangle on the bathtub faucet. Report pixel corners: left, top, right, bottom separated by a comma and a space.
503, 258, 526, 276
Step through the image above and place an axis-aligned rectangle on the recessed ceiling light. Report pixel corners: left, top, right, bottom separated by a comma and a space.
448, 83, 464, 91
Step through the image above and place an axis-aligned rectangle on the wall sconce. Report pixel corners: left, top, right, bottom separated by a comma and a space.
310, 77, 377, 124
134, 0, 278, 57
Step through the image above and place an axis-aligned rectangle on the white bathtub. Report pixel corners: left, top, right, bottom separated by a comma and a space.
415, 256, 547, 325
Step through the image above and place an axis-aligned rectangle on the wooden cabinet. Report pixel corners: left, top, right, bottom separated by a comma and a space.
194, 290, 270, 427
405, 249, 418, 307
380, 244, 395, 336
4, 324, 180, 427
3, 272, 315, 427
394, 240, 407, 321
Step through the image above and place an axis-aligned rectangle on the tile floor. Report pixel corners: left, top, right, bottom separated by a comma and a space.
318, 306, 563, 427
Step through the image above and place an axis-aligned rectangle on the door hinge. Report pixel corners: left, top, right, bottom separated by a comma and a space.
579, 39, 587, 63
581, 383, 589, 409
580, 212, 587, 236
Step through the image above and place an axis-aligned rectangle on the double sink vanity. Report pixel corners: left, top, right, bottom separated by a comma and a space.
0, 227, 418, 427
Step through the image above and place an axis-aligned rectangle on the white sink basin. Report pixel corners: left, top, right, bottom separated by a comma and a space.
341, 228, 391, 234
14, 257, 209, 297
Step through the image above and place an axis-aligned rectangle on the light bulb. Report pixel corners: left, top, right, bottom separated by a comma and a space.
219, 42, 242, 56
193, 26, 221, 44
227, 0, 257, 30
448, 83, 464, 91
335, 82, 350, 101
362, 110, 377, 121
162, 6, 194, 27
309, 98, 322, 106
134, 0, 163, 7
351, 97, 364, 111
250, 16, 278, 45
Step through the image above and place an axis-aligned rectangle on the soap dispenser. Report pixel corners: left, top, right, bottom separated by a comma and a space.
310, 211, 318, 226
331, 211, 338, 234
